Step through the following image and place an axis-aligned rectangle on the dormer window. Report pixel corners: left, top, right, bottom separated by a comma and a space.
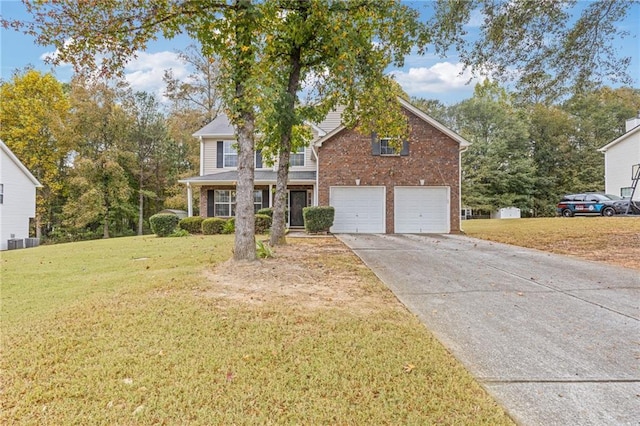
290, 146, 305, 167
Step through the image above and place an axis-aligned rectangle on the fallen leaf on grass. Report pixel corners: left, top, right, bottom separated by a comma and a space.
403, 363, 415, 373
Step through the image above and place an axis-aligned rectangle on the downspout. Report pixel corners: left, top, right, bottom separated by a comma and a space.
459, 146, 469, 232
199, 136, 204, 176
312, 144, 319, 206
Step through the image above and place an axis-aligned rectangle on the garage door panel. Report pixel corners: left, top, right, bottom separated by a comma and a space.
330, 187, 385, 233
395, 187, 449, 233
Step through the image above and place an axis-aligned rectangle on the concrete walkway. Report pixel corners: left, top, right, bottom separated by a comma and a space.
338, 233, 640, 426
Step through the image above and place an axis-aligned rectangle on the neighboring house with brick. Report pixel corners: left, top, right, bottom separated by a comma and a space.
599, 113, 640, 201
180, 98, 470, 233
0, 140, 42, 250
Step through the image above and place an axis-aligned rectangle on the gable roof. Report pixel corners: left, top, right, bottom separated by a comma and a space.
314, 97, 471, 149
598, 124, 640, 152
0, 140, 43, 187
192, 113, 235, 138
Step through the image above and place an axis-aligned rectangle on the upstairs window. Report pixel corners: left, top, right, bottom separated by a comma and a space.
380, 138, 400, 155
290, 146, 305, 167
223, 141, 238, 167
371, 134, 409, 156
0, 184, 3, 204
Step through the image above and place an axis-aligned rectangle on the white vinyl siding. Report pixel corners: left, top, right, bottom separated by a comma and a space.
330, 186, 385, 233
394, 187, 450, 233
0, 148, 38, 250
604, 134, 640, 200
202, 140, 219, 175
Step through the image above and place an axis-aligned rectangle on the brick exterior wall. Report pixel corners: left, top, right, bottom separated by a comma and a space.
317, 108, 462, 233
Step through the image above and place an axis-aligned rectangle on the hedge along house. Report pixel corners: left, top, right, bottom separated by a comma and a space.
179, 98, 470, 233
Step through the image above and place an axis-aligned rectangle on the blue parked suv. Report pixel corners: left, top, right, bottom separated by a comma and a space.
556, 193, 629, 217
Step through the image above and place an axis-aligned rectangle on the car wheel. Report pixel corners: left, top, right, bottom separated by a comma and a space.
562, 209, 574, 217
602, 207, 615, 217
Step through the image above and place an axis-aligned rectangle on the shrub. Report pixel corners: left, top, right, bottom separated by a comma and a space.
255, 214, 272, 234
149, 213, 179, 237
179, 216, 204, 234
222, 217, 235, 234
202, 217, 227, 235
256, 240, 273, 259
168, 228, 190, 237
257, 207, 273, 217
303, 206, 335, 233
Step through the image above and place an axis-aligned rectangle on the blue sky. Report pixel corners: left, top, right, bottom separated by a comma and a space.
1, 0, 638, 105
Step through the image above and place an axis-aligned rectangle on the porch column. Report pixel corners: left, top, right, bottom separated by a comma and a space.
269, 184, 273, 207
187, 182, 193, 217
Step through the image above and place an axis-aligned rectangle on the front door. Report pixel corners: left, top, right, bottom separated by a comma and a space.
289, 191, 307, 227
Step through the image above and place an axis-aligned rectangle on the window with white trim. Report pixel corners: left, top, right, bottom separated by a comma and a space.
214, 190, 263, 216
223, 141, 238, 167
290, 146, 305, 167
0, 184, 3, 204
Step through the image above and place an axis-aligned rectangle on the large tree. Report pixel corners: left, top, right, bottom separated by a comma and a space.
12, 0, 264, 260
258, 0, 423, 245
428, 0, 638, 102
126, 91, 170, 235
453, 81, 535, 212
64, 76, 136, 238
0, 69, 70, 237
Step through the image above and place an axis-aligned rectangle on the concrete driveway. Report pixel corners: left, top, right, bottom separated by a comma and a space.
338, 233, 640, 426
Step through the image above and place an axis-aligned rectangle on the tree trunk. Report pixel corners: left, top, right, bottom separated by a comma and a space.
231, 0, 257, 261
270, 149, 291, 246
270, 43, 303, 246
234, 113, 256, 261
103, 209, 110, 239
138, 172, 144, 235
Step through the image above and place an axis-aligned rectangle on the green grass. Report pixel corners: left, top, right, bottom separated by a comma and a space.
1, 235, 513, 425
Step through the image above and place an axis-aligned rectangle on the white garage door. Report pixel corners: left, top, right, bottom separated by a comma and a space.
394, 187, 449, 233
330, 186, 385, 233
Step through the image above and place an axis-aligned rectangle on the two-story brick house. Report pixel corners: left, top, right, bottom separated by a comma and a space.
179, 98, 470, 233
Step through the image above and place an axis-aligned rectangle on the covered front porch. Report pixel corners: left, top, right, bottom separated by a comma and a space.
179, 170, 316, 228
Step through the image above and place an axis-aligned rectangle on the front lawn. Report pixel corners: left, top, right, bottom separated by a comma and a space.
462, 217, 640, 269
1, 235, 512, 425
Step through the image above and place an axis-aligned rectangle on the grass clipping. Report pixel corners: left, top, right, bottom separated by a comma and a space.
2, 236, 512, 425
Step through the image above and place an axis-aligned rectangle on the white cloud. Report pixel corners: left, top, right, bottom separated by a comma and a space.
390, 62, 486, 99
124, 51, 190, 100
40, 47, 191, 102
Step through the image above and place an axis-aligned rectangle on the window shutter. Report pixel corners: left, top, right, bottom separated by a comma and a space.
400, 140, 409, 156
262, 189, 269, 208
256, 150, 263, 169
216, 141, 224, 168
371, 132, 381, 156
207, 190, 215, 217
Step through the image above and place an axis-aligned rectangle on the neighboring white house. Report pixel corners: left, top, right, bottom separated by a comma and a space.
0, 140, 42, 250
599, 113, 640, 201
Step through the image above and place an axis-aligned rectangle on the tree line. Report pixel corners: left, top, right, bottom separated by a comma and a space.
2, 68, 638, 243
413, 82, 640, 216
2, 0, 637, 260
